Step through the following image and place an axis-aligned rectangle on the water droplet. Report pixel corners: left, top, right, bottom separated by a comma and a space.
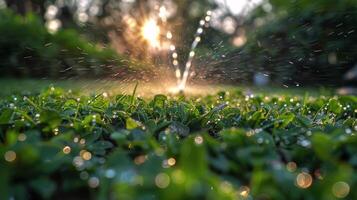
155, 173, 170, 189
63, 146, 71, 154
167, 157, 176, 166
332, 181, 350, 198
79, 138, 86, 145
296, 172, 312, 189
105, 169, 116, 179
189, 51, 195, 58
73, 156, 84, 168
205, 16, 211, 22
4, 151, 16, 162
80, 171, 89, 180
18, 134, 27, 142
166, 31, 172, 39
53, 128, 59, 135
194, 135, 203, 145
80, 150, 92, 160
197, 28, 203, 34
88, 177, 100, 188
134, 155, 146, 165
286, 162, 297, 172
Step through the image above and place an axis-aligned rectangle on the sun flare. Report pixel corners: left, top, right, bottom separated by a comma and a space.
142, 19, 160, 48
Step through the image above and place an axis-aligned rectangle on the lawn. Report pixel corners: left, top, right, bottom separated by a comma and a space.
0, 80, 356, 199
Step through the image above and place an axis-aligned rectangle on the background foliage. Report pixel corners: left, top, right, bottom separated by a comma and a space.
0, 0, 356, 84
0, 9, 152, 79
214, 0, 357, 86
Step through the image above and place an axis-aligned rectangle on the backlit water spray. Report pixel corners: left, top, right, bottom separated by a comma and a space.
177, 10, 212, 92
158, 6, 182, 85
146, 5, 211, 93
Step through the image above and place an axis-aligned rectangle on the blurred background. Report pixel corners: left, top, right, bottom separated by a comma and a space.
0, 0, 356, 89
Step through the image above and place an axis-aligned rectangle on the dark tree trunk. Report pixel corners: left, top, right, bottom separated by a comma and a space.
5, 0, 28, 15
5, 0, 45, 19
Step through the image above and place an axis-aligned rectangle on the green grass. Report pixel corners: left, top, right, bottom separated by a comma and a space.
0, 78, 334, 97
0, 80, 356, 200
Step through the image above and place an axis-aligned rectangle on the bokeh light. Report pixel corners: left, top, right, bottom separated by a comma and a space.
63, 146, 71, 154
332, 181, 350, 198
239, 186, 250, 198
80, 150, 92, 160
4, 150, 16, 162
296, 172, 313, 189
286, 162, 297, 172
194, 135, 204, 145
167, 157, 176, 166
142, 19, 160, 48
46, 19, 61, 34
18, 133, 27, 142
155, 173, 170, 188
88, 177, 100, 188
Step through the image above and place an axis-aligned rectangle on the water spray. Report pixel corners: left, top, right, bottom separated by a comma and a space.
157, 5, 211, 93
157, 5, 182, 85
168, 37, 181, 85
177, 10, 212, 92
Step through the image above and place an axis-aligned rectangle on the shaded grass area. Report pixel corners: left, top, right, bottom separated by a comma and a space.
0, 81, 355, 199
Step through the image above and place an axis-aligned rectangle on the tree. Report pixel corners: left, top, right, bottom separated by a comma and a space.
5, 0, 46, 16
